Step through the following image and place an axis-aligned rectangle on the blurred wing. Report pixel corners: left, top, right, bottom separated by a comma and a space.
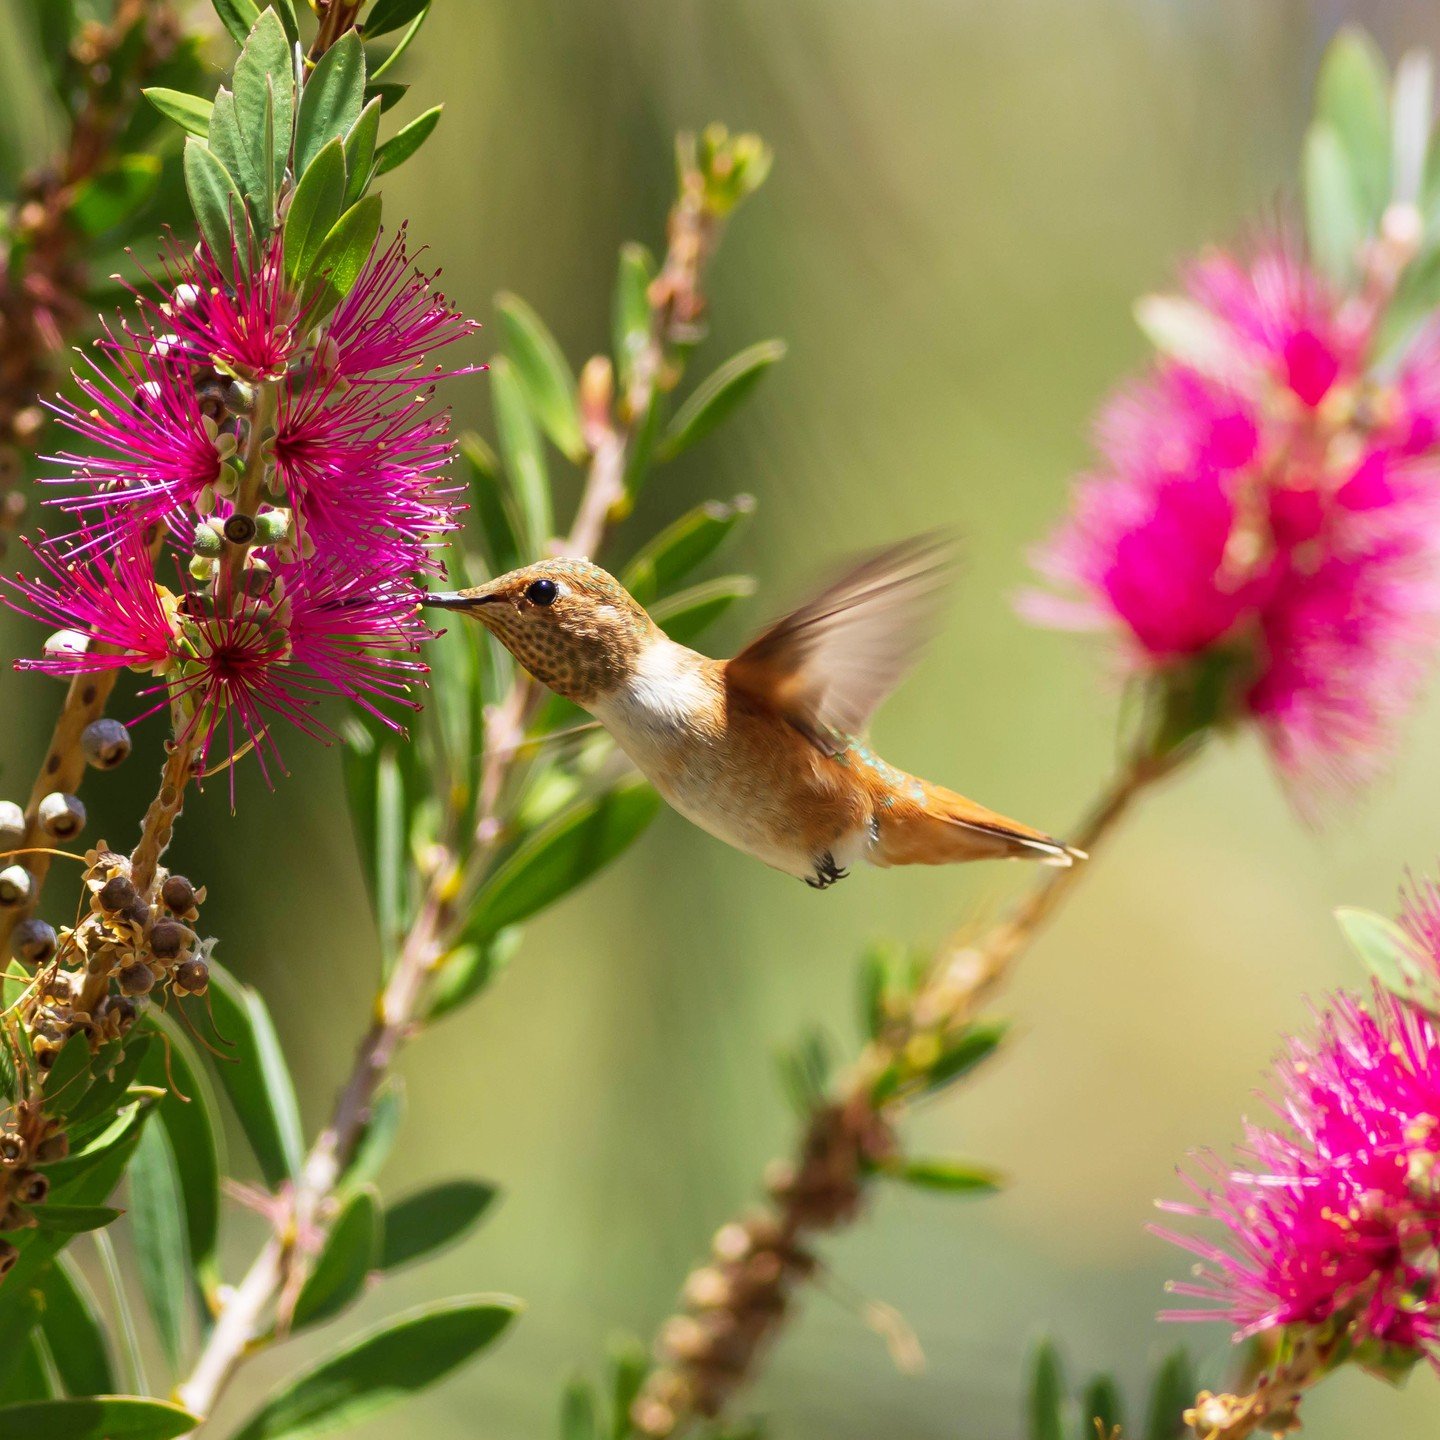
725, 534, 955, 753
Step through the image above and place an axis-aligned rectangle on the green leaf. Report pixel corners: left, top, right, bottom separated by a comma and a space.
65, 1034, 152, 1131
921, 1019, 1011, 1093
293, 1187, 379, 1329
205, 961, 304, 1188
296, 32, 366, 178
374, 746, 406, 961
460, 433, 522, 576
622, 495, 754, 604
0, 1398, 199, 1440
378, 1180, 498, 1272
373, 104, 441, 175
41, 1103, 144, 1190
608, 1337, 648, 1440
1081, 1375, 1124, 1440
367, 82, 408, 114
368, 2, 432, 81
129, 1122, 189, 1369
1028, 1340, 1067, 1440
342, 97, 382, 208
42, 1035, 96, 1118
1335, 905, 1440, 1012
183, 137, 249, 271
658, 341, 785, 461
231, 8, 294, 230
425, 930, 521, 1023
561, 1379, 599, 1440
496, 292, 585, 461
270, 0, 301, 44
229, 1296, 520, 1440
303, 193, 383, 321
1314, 26, 1391, 220
363, 0, 430, 39
1391, 50, 1433, 208
40, 1258, 115, 1398
1132, 295, 1237, 379
1143, 1349, 1195, 1440
68, 155, 161, 236
880, 1157, 1001, 1194
211, 0, 262, 46
284, 138, 347, 285
1304, 121, 1368, 286
490, 354, 553, 556
141, 1019, 223, 1295
467, 778, 660, 940
650, 576, 755, 647
0, 1330, 53, 1405
28, 1205, 121, 1234
612, 242, 655, 389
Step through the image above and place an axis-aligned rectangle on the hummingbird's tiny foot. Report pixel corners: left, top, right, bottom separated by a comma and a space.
806, 852, 849, 889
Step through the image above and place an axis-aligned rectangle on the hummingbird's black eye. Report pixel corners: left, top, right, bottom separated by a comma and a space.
525, 578, 559, 607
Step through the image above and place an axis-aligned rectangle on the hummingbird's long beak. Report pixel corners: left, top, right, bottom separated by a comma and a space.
423, 588, 499, 611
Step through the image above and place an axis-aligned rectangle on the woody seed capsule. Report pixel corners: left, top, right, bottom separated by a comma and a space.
0, 800, 23, 849
0, 1134, 24, 1167
38, 792, 85, 840
118, 962, 155, 997
98, 874, 137, 913
161, 874, 197, 913
11, 917, 57, 964
173, 958, 209, 995
17, 1172, 48, 1206
149, 919, 186, 960
0, 866, 32, 908
80, 718, 132, 769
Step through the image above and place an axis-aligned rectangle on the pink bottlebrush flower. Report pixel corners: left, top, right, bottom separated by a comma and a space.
5, 529, 176, 675
47, 324, 224, 535
1024, 240, 1440, 812
325, 226, 479, 382
1156, 990, 1440, 1359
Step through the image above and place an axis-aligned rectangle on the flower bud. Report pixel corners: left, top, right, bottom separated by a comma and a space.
254, 508, 291, 546
43, 629, 90, 662
149, 919, 186, 960
189, 554, 216, 583
172, 282, 201, 311
173, 958, 209, 996
11, 917, 57, 964
192, 520, 225, 558
0, 866, 33, 908
37, 792, 85, 840
81, 718, 132, 769
0, 800, 24, 849
161, 874, 197, 914
118, 962, 155, 997
97, 874, 137, 913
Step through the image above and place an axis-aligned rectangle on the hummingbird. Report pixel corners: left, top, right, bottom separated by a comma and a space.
426, 536, 1079, 888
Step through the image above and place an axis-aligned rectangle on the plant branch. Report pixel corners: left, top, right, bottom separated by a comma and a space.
630, 742, 1194, 1437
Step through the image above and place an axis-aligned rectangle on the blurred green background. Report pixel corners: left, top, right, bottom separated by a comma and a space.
8, 0, 1440, 1435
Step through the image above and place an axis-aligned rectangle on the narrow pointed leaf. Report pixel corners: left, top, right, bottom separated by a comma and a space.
304, 193, 383, 320
650, 575, 755, 646
342, 97, 382, 208
561, 1380, 599, 1440
460, 433, 522, 575
343, 1082, 404, 1190
367, 82, 408, 113
496, 293, 584, 460
183, 138, 249, 272
921, 1019, 1011, 1093
658, 341, 785, 460
491, 355, 552, 556
292, 1188, 379, 1329
1336, 905, 1440, 1012
374, 104, 442, 175
378, 1180, 499, 1272
1314, 26, 1391, 218
229, 1296, 520, 1440
1081, 1375, 1124, 1440
368, 2, 432, 80
1029, 1341, 1067, 1440
285, 138, 347, 285
612, 242, 655, 387
129, 1122, 189, 1369
608, 1338, 648, 1440
231, 8, 293, 227
0, 1398, 199, 1440
622, 495, 755, 603
466, 778, 660, 940
40, 1258, 115, 1398
205, 962, 304, 1187
144, 88, 213, 138
363, 0, 431, 38
1304, 122, 1367, 285
30, 1205, 122, 1234
211, 0, 262, 46
880, 1157, 1002, 1194
0, 1332, 52, 1405
296, 32, 366, 177
425, 930, 521, 1023
1143, 1349, 1196, 1440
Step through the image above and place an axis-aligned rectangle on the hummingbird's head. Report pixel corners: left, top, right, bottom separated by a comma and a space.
425, 558, 659, 705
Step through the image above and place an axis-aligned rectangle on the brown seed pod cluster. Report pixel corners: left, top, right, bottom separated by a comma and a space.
0, 1097, 72, 1270
631, 1102, 895, 1437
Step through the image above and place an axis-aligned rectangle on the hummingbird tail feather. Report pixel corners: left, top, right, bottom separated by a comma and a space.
871, 781, 1078, 868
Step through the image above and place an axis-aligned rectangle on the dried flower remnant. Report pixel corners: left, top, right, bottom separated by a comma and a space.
1023, 242, 1440, 815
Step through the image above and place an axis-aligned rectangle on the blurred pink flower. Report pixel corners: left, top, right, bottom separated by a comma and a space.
1156, 989, 1440, 1359
1023, 242, 1440, 812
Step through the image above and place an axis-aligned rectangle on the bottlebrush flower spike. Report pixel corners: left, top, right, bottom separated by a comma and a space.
1022, 241, 1440, 815
1155, 988, 1440, 1365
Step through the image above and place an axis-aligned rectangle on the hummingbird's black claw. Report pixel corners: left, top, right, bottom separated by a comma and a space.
806, 852, 848, 889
